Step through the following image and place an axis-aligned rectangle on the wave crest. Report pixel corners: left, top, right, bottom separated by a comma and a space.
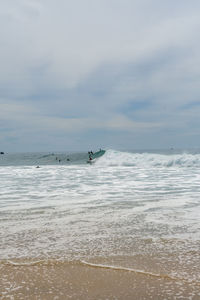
96, 150, 200, 167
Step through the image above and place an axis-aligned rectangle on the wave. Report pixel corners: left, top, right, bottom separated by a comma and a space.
95, 149, 200, 168
81, 260, 174, 280
1, 149, 200, 167
80, 260, 200, 285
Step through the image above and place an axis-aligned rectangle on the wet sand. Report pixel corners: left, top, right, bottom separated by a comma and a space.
1, 259, 200, 299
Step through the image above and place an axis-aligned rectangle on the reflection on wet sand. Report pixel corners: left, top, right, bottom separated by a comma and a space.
1, 259, 200, 299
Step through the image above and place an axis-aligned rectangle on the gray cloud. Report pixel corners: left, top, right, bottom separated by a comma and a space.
1, 0, 200, 151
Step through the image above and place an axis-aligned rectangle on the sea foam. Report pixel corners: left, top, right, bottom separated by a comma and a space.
95, 149, 200, 167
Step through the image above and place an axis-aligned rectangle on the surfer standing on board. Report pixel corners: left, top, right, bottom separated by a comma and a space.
88, 151, 93, 161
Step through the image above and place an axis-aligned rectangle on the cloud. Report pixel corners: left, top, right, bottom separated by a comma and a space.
1, 0, 200, 150
1, 0, 200, 90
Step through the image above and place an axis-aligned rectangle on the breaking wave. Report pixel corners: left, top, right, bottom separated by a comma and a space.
95, 149, 200, 168
1, 149, 200, 168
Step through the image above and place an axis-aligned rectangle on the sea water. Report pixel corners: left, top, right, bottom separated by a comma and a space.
0, 149, 200, 298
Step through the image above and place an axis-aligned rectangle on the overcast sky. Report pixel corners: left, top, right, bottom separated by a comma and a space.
1, 0, 200, 152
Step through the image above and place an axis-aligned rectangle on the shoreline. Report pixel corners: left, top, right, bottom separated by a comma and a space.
1, 258, 200, 299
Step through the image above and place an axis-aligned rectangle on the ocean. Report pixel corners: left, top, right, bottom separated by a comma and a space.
0, 149, 200, 299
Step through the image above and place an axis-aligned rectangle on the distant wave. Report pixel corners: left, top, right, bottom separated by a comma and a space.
1, 150, 200, 167
95, 149, 200, 167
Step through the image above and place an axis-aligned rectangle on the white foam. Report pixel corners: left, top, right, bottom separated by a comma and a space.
95, 149, 200, 168
0, 150, 200, 261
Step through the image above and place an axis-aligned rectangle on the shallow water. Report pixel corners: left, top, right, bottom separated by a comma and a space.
1, 149, 200, 298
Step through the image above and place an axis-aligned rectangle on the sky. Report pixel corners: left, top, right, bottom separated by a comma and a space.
1, 0, 200, 152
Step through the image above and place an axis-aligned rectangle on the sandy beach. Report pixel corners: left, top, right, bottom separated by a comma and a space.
1, 257, 200, 299
1, 152, 200, 299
